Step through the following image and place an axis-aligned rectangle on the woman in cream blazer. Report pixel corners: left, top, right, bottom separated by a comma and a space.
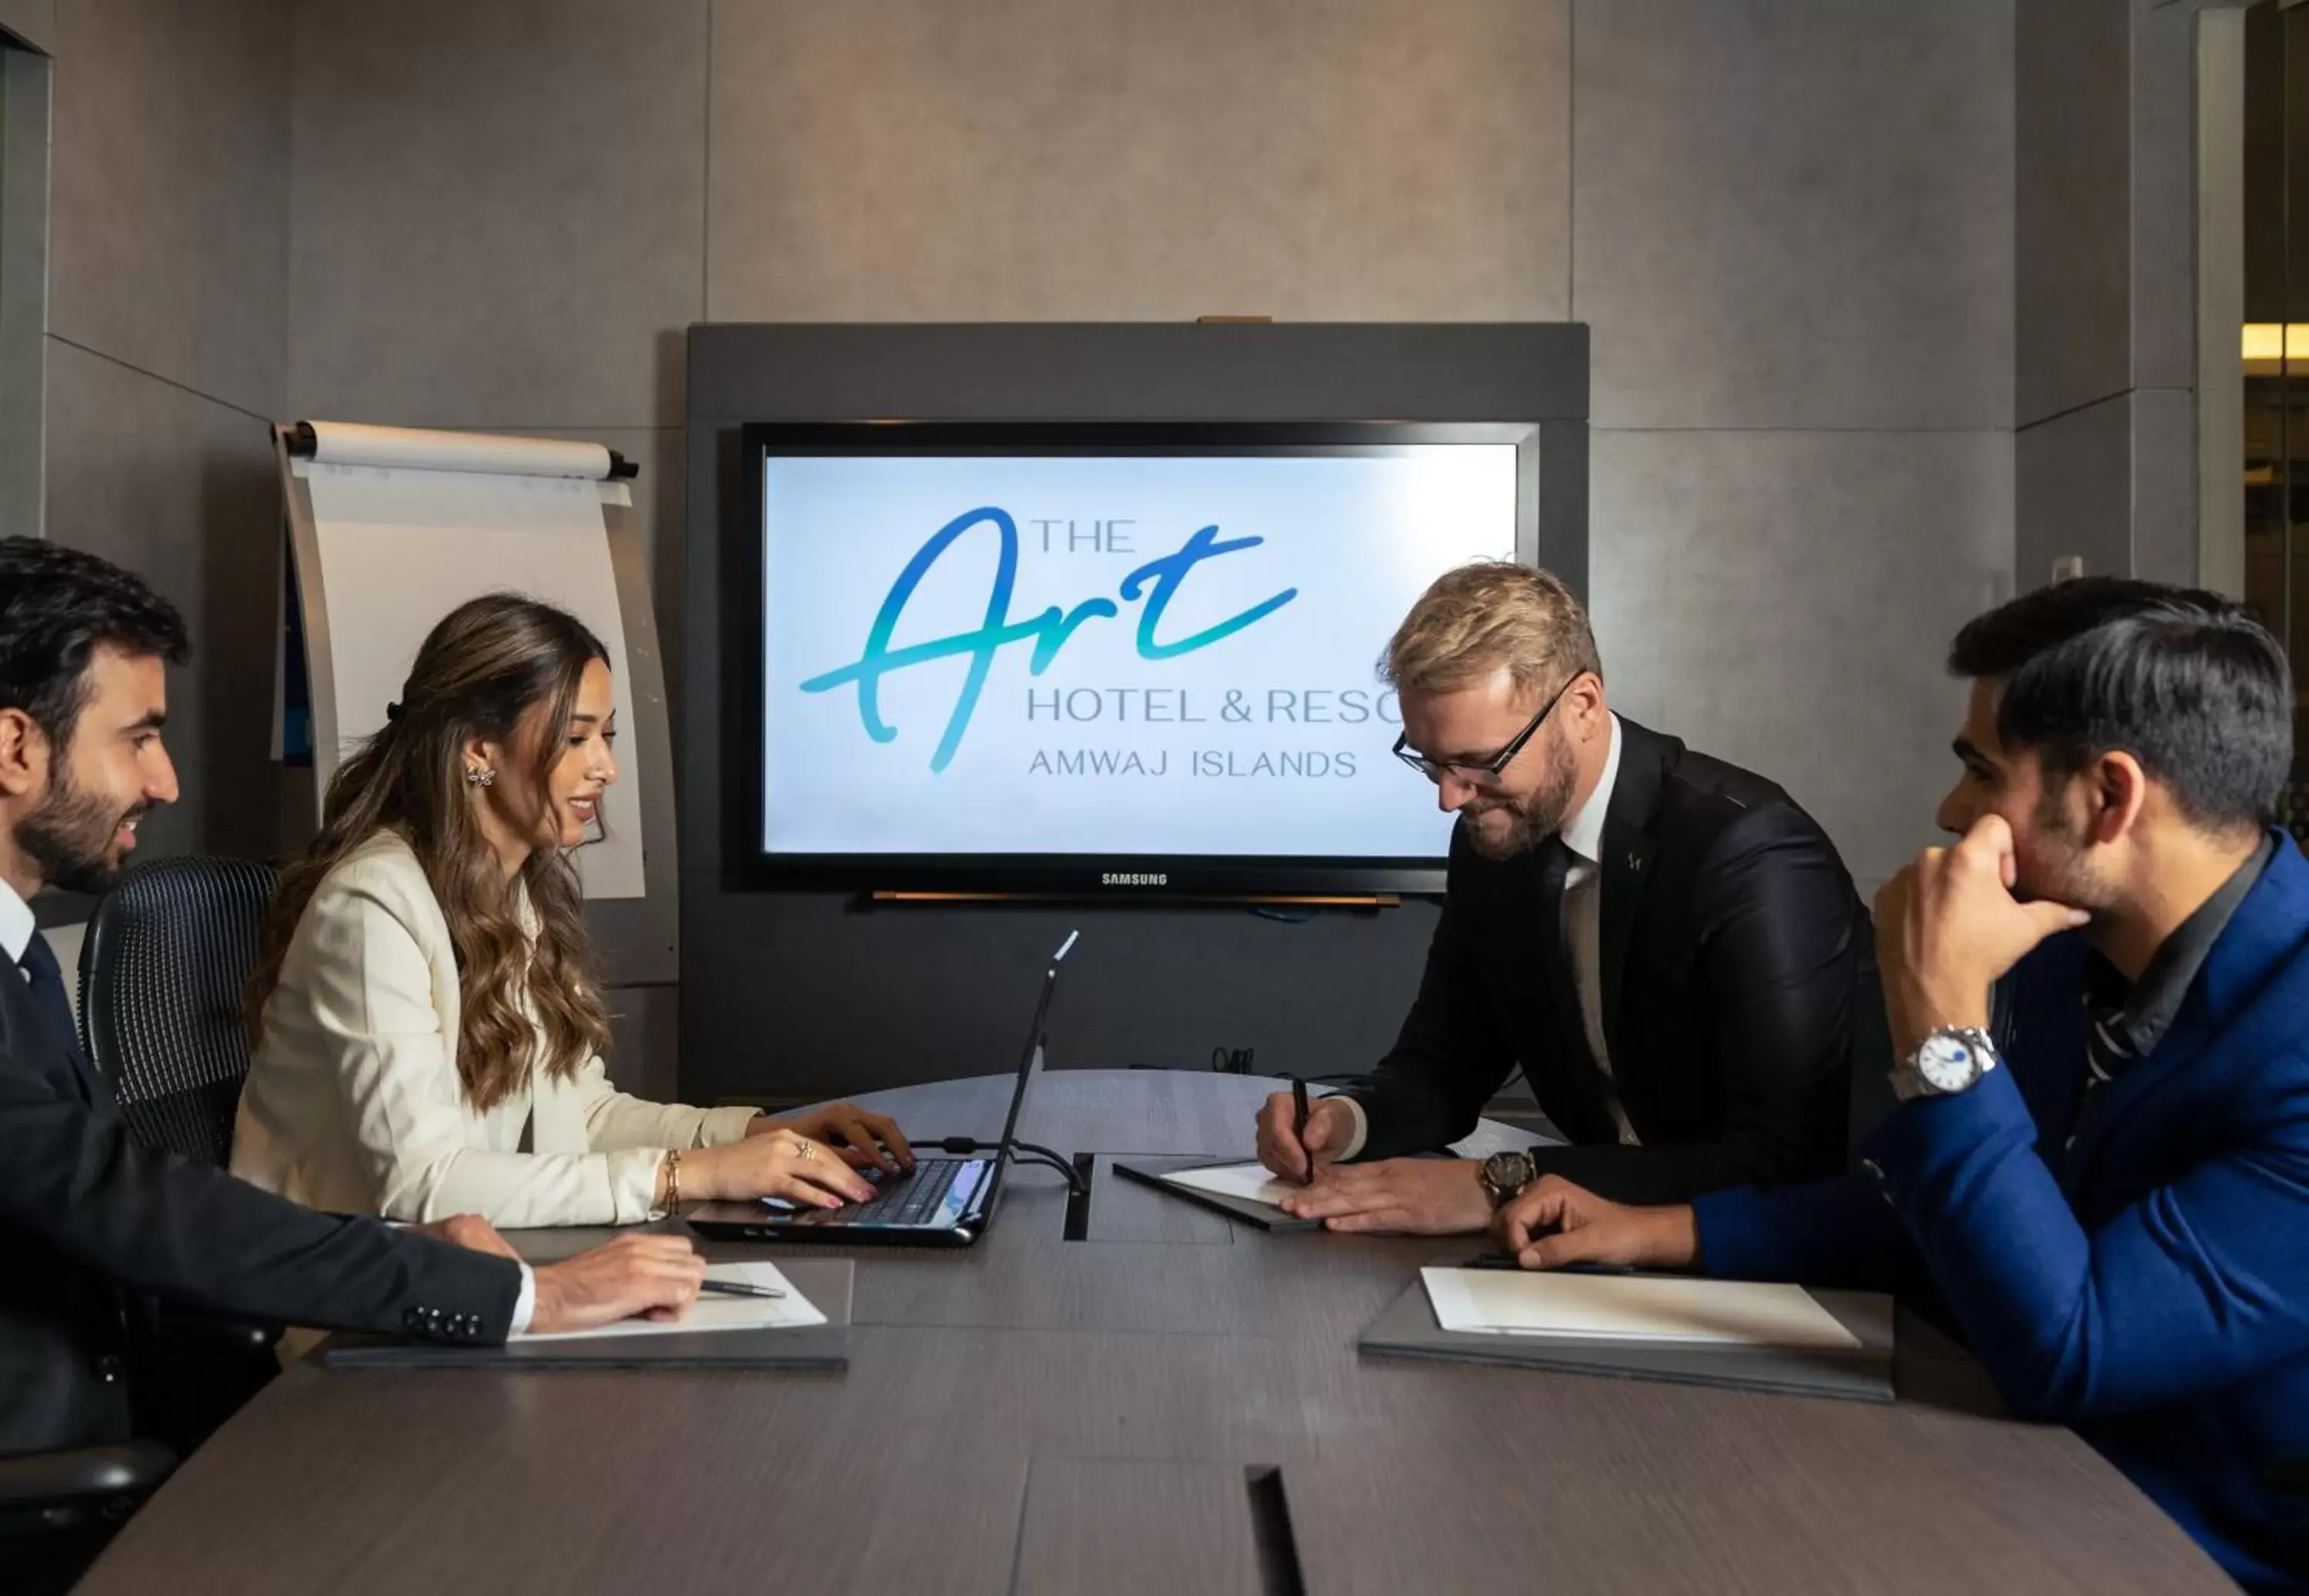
234, 596, 902, 1228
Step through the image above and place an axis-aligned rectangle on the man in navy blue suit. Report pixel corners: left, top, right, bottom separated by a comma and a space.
1489, 577, 2309, 1592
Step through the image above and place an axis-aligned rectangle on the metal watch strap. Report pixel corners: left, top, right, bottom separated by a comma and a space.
1893, 1025, 1999, 1100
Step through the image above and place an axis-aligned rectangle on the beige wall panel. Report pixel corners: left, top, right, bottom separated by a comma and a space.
707, 0, 1569, 323
289, 0, 708, 428
1576, 0, 2014, 431
1590, 428, 2013, 886
49, 0, 290, 416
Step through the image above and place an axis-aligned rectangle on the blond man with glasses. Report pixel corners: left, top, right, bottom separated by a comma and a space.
1253, 562, 1879, 1233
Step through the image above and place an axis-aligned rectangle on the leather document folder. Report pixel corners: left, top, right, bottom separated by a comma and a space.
1357, 1263, 1895, 1403
1110, 1154, 1322, 1231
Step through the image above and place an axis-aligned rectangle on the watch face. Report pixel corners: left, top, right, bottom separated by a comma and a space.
1916, 1033, 1980, 1093
1483, 1151, 1530, 1194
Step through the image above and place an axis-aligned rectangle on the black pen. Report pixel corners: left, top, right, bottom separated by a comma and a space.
1291, 1075, 1314, 1187
700, 1277, 787, 1300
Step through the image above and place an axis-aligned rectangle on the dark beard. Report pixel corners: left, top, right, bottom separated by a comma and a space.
18, 771, 139, 896
1459, 728, 1580, 861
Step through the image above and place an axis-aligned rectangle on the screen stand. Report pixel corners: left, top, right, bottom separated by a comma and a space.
866, 891, 1401, 909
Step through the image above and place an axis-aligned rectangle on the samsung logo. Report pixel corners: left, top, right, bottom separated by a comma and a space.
1101, 872, 1168, 886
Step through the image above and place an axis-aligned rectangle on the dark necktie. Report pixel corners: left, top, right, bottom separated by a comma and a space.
18, 928, 82, 1057
2061, 1000, 2136, 1161
2077, 1002, 2134, 1111
1532, 836, 1611, 1137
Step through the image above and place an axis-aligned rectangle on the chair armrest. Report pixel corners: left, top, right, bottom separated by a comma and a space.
0, 1442, 175, 1509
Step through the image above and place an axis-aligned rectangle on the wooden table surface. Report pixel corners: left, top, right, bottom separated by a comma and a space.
79, 1070, 2233, 1594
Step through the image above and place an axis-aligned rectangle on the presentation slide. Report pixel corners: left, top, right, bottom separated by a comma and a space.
761, 446, 1520, 858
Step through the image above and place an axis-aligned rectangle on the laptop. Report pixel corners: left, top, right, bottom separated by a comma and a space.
685, 931, 1077, 1248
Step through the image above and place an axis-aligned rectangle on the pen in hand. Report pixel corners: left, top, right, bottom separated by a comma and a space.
699, 1277, 786, 1300
1291, 1075, 1315, 1187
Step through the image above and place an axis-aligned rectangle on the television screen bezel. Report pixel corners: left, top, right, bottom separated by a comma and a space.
726, 419, 1541, 897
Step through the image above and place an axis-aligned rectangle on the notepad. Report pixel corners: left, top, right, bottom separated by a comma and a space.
1158, 1161, 1302, 1210
512, 1261, 827, 1343
1420, 1267, 1862, 1350
1446, 1120, 1559, 1162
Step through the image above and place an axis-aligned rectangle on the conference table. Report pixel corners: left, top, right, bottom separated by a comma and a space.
79, 1070, 2232, 1594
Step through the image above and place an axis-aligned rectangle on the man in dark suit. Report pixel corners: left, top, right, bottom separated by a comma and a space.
0, 537, 709, 1467
1254, 562, 1872, 1231
1498, 579, 2309, 1593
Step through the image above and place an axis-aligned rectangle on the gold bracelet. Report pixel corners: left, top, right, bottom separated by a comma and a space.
663, 1148, 683, 1213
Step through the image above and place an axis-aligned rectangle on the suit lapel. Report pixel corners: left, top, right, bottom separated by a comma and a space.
2063, 835, 2309, 1193
1596, 719, 1674, 1077
0, 954, 103, 1106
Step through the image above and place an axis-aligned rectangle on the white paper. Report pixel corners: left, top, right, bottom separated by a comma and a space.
512, 1261, 825, 1343
308, 420, 612, 479
303, 458, 645, 898
1160, 1160, 1302, 1210
1447, 1118, 1562, 1161
1420, 1267, 1860, 1350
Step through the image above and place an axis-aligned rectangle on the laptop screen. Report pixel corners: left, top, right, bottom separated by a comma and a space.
989, 931, 1076, 1170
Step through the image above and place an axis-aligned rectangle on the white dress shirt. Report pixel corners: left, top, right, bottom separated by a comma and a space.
1335, 713, 1636, 1157
0, 875, 35, 967
1, 870, 536, 1331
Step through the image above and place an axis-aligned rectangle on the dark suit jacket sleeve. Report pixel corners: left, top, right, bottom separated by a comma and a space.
1334, 890, 1520, 1160
0, 1033, 520, 1344
1692, 1175, 1918, 1292
1863, 1061, 2309, 1424
1530, 803, 1865, 1204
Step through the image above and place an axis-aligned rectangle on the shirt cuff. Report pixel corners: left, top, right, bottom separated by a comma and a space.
1332, 1094, 1369, 1161
610, 1147, 673, 1225
510, 1262, 537, 1335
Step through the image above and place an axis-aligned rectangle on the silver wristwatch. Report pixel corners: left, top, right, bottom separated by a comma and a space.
1890, 1026, 2000, 1103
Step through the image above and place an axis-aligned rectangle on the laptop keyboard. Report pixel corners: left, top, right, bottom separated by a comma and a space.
840, 1158, 971, 1226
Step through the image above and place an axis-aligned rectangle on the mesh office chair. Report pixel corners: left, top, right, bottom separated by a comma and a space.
79, 854, 279, 1164
76, 856, 284, 1454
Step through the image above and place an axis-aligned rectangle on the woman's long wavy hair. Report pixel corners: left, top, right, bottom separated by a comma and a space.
246, 594, 613, 1113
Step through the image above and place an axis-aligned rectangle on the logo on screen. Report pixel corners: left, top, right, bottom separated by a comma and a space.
1101, 872, 1168, 886
799, 506, 1296, 773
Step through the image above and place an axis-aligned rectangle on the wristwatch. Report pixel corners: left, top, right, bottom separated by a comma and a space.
1890, 1026, 2001, 1103
1479, 1150, 1539, 1207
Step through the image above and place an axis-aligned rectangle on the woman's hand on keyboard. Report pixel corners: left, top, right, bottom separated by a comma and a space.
754, 1103, 915, 1175
683, 1129, 877, 1207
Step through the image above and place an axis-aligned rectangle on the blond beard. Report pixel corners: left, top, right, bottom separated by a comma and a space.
1458, 730, 1579, 860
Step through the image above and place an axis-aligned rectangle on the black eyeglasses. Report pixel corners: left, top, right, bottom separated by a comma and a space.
1392, 673, 1580, 789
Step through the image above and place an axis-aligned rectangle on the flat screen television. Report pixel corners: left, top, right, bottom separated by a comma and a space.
729, 421, 1539, 896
